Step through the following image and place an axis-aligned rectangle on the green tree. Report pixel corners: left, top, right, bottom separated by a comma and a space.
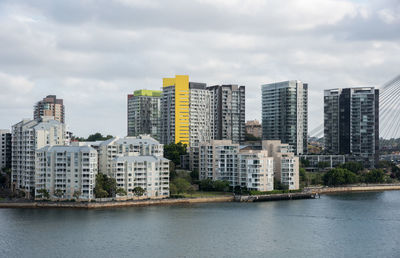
95, 189, 108, 198
244, 133, 261, 141
86, 133, 113, 142
323, 168, 358, 186
317, 161, 330, 169
94, 173, 117, 198
274, 179, 288, 190
190, 169, 199, 182
365, 169, 385, 183
340, 162, 364, 174
391, 165, 400, 180
164, 142, 187, 166
199, 179, 214, 191
212, 180, 230, 192
169, 183, 178, 195
299, 167, 309, 187
187, 185, 196, 197
300, 158, 310, 168
116, 188, 127, 196
73, 190, 81, 199
132, 186, 146, 197
37, 189, 50, 199
54, 189, 64, 198
173, 178, 191, 194
377, 160, 394, 169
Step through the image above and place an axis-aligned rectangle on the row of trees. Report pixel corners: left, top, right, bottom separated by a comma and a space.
300, 160, 400, 187
323, 168, 385, 186
72, 133, 113, 142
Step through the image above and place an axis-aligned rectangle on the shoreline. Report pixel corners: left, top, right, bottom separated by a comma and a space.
0, 196, 234, 209
2, 185, 400, 209
309, 184, 400, 194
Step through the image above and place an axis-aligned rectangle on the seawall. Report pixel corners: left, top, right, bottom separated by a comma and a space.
309, 184, 400, 194
0, 196, 234, 209
235, 193, 315, 202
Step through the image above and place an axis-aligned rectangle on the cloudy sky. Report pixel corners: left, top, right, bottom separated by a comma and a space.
0, 0, 399, 137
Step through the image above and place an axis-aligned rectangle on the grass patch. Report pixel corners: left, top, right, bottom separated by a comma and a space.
181, 191, 233, 198
249, 189, 303, 195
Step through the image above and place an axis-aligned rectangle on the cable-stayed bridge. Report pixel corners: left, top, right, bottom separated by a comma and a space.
309, 74, 400, 151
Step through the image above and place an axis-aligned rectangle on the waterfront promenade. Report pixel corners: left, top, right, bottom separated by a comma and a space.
2, 184, 400, 209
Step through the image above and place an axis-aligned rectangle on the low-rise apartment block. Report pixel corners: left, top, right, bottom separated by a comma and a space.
199, 140, 274, 192
35, 146, 98, 200
111, 155, 169, 198
199, 139, 300, 191
262, 140, 299, 190
98, 135, 163, 176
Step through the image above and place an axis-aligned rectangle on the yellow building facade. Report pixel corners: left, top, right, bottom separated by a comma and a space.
162, 75, 190, 145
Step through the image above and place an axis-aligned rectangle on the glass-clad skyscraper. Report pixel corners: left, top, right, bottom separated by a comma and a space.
261, 80, 308, 155
324, 87, 379, 167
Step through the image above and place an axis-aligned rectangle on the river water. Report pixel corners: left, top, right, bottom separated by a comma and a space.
1, 191, 400, 258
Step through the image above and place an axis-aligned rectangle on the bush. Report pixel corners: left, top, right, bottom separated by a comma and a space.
172, 178, 191, 194
323, 168, 358, 186
364, 169, 385, 183
339, 162, 364, 174
132, 187, 146, 197
199, 179, 230, 192
116, 188, 127, 196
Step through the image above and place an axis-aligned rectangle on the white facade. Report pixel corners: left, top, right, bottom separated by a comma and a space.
239, 150, 274, 192
11, 118, 66, 195
198, 140, 274, 192
189, 87, 214, 170
98, 135, 164, 176
35, 146, 98, 200
112, 156, 169, 198
262, 140, 299, 190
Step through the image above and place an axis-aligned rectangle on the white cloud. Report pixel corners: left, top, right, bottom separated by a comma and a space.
0, 0, 398, 137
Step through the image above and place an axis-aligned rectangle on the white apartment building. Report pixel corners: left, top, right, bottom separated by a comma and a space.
98, 135, 164, 176
198, 140, 274, 192
239, 150, 274, 192
111, 155, 170, 198
262, 140, 299, 190
199, 140, 239, 184
189, 84, 214, 171
199, 140, 299, 191
35, 146, 98, 200
0, 129, 11, 170
12, 117, 66, 196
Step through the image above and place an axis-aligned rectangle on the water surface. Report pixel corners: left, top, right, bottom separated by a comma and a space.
1, 191, 400, 258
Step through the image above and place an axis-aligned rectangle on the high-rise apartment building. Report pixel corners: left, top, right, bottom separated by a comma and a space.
0, 129, 12, 170
35, 146, 98, 200
261, 80, 308, 155
324, 87, 379, 166
12, 118, 66, 196
34, 95, 65, 123
161, 75, 190, 145
207, 85, 245, 143
160, 75, 213, 170
127, 90, 161, 140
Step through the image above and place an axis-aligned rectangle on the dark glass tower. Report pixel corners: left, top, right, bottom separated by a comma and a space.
324, 87, 379, 167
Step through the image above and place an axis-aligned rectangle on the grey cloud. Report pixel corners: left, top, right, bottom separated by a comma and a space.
0, 0, 398, 137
